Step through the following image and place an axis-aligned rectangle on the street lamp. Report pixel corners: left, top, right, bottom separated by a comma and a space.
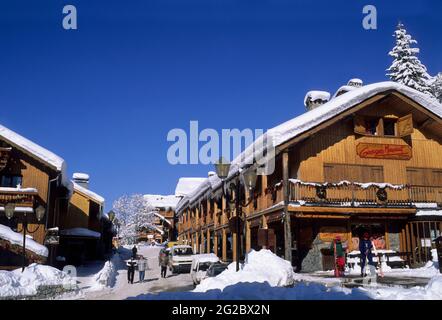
214, 158, 257, 272
6, 204, 46, 272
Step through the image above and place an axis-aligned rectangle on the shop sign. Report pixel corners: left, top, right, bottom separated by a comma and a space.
357, 143, 412, 160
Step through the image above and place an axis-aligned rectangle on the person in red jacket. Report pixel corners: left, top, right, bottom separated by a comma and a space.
330, 235, 346, 277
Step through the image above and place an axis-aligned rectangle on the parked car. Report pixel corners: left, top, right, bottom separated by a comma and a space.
168, 245, 194, 273
206, 262, 229, 278
190, 254, 220, 285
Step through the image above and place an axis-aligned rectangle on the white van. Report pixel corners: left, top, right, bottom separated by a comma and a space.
190, 253, 220, 285
168, 245, 194, 273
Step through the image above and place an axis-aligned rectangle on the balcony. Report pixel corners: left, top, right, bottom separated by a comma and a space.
288, 179, 442, 208
0, 187, 38, 209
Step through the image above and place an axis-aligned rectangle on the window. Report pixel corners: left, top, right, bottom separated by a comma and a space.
0, 175, 22, 188
406, 167, 442, 187
324, 164, 384, 183
354, 114, 413, 137
365, 119, 379, 135
383, 119, 396, 136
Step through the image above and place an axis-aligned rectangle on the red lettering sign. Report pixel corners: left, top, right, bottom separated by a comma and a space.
357, 143, 412, 160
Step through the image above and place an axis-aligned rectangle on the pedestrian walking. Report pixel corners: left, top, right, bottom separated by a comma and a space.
138, 256, 148, 283
159, 250, 169, 278
132, 245, 138, 259
330, 235, 346, 277
359, 232, 374, 277
126, 258, 137, 284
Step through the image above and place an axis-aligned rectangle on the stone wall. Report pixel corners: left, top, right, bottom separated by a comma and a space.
0, 284, 79, 300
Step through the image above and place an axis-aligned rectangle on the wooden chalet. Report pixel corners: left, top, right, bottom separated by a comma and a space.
0, 125, 71, 268
176, 81, 442, 271
57, 173, 109, 266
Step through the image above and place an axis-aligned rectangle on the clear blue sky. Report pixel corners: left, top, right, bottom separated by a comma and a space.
0, 0, 441, 210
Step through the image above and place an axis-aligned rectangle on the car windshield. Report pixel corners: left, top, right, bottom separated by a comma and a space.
174, 247, 193, 255
211, 265, 227, 276
198, 262, 212, 271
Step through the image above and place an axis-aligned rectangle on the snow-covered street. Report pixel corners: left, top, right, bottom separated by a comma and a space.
75, 245, 194, 300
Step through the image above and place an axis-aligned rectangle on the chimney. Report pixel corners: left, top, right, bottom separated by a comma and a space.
304, 91, 331, 111
333, 78, 364, 98
73, 172, 90, 189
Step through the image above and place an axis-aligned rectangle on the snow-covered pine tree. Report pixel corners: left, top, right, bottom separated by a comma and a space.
387, 22, 432, 95
112, 194, 157, 244
430, 73, 442, 103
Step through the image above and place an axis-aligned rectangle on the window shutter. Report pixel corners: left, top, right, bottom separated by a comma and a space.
397, 114, 413, 137
354, 116, 366, 135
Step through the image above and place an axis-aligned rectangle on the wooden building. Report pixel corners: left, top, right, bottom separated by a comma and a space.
57, 173, 108, 266
176, 81, 442, 271
142, 194, 181, 243
0, 125, 71, 268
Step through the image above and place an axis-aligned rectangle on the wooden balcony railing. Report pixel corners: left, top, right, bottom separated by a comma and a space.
0, 189, 37, 207
288, 180, 442, 207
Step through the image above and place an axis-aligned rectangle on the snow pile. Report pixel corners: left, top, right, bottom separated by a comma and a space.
0, 264, 77, 298
0, 224, 48, 257
89, 255, 119, 290
193, 250, 294, 293
369, 275, 442, 300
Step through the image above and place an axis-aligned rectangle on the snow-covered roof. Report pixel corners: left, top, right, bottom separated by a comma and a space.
174, 177, 206, 197
0, 124, 67, 175
0, 224, 48, 257
60, 227, 101, 238
144, 194, 180, 210
176, 81, 442, 213
145, 224, 164, 235
152, 211, 172, 225
73, 182, 105, 205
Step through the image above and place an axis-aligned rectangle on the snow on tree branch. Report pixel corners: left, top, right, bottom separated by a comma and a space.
112, 194, 157, 244
386, 22, 432, 95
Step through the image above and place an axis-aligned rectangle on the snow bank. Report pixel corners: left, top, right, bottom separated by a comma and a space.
0, 264, 76, 297
89, 254, 119, 290
0, 224, 48, 257
193, 250, 294, 293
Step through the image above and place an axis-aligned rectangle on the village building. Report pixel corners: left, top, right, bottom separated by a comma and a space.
0, 125, 72, 268
142, 177, 206, 243
57, 173, 112, 266
176, 80, 442, 272
0, 125, 112, 269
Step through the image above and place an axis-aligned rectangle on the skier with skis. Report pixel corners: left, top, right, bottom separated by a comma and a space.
330, 235, 346, 277
359, 232, 374, 277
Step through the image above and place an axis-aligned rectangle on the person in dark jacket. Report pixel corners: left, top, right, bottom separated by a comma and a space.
126, 258, 138, 284
159, 252, 169, 278
132, 245, 138, 259
359, 232, 374, 277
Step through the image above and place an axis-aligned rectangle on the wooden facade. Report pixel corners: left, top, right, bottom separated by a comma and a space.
0, 138, 70, 268
176, 89, 442, 271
